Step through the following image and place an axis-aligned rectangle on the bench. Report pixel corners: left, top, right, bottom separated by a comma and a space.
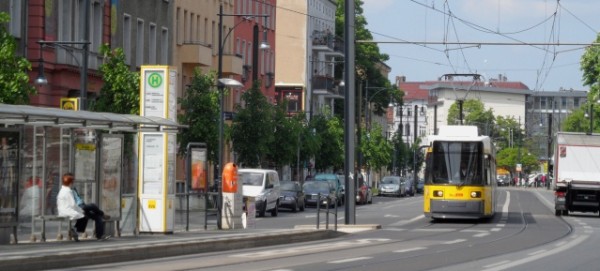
33, 215, 75, 242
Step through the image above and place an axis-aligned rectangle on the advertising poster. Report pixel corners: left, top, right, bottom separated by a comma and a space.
100, 136, 122, 219
0, 131, 19, 224
190, 148, 207, 191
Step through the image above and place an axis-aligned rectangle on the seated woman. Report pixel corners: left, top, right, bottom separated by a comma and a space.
57, 173, 110, 241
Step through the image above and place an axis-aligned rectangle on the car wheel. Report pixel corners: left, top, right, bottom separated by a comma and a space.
271, 201, 279, 217
292, 200, 298, 213
258, 201, 267, 217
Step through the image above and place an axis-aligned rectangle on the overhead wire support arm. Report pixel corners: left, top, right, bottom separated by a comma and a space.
355, 40, 600, 47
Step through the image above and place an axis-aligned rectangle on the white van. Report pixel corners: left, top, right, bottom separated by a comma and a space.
239, 169, 281, 217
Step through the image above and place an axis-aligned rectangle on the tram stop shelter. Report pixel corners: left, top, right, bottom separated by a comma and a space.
0, 104, 186, 244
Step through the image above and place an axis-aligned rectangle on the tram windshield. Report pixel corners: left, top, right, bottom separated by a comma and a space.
426, 141, 483, 185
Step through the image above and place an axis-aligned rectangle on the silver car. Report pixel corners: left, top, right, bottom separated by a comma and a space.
379, 176, 405, 197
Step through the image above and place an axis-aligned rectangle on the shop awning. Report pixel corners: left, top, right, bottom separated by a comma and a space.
0, 104, 187, 132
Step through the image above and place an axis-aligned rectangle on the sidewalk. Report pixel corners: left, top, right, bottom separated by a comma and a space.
0, 227, 348, 271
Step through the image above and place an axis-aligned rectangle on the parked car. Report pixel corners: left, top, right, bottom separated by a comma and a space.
303, 181, 336, 207
278, 181, 305, 212
496, 174, 510, 186
356, 176, 372, 204
314, 173, 344, 205
416, 179, 424, 194
240, 169, 281, 217
379, 176, 404, 197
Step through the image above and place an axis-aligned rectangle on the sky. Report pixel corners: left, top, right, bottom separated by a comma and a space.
361, 0, 600, 92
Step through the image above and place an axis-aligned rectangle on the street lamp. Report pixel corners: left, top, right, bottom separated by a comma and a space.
35, 39, 91, 110
217, 4, 268, 229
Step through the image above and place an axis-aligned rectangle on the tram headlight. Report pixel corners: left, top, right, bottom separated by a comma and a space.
433, 190, 443, 197
470, 191, 482, 198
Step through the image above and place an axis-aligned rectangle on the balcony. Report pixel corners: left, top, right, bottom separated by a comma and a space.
311, 30, 345, 57
213, 53, 243, 76
180, 41, 212, 66
312, 75, 343, 99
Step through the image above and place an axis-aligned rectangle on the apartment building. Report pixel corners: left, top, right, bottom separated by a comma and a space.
275, 0, 343, 118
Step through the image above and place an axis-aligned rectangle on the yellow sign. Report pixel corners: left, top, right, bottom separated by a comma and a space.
60, 98, 79, 110
148, 199, 156, 209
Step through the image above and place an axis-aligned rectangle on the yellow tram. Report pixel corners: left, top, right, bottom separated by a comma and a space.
423, 126, 497, 219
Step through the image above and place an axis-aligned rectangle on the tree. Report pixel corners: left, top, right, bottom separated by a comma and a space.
563, 33, 600, 133
90, 45, 139, 114
267, 100, 303, 168
447, 99, 495, 135
310, 110, 344, 171
231, 81, 274, 168
177, 69, 219, 161
0, 12, 35, 104
360, 123, 392, 174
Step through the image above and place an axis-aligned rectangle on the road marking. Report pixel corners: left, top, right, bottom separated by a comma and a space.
483, 260, 511, 268
474, 232, 490, 237
528, 249, 547, 256
554, 241, 567, 247
385, 214, 400, 218
389, 215, 424, 226
305, 215, 316, 218
230, 239, 389, 258
394, 247, 427, 253
501, 191, 510, 217
413, 228, 455, 232
481, 234, 589, 271
328, 257, 372, 264
490, 228, 501, 232
382, 228, 407, 232
583, 225, 592, 229
443, 239, 466, 244
495, 223, 505, 228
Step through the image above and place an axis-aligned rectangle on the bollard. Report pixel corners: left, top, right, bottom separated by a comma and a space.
325, 196, 330, 230
316, 193, 320, 229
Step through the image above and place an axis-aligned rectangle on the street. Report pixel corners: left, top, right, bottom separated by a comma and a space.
53, 187, 600, 271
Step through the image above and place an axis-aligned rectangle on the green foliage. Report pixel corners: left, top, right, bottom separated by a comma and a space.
232, 81, 274, 168
447, 99, 495, 135
0, 12, 35, 104
268, 100, 303, 168
360, 123, 392, 172
497, 147, 539, 177
90, 44, 139, 114
581, 33, 600, 99
310, 110, 344, 171
177, 69, 219, 161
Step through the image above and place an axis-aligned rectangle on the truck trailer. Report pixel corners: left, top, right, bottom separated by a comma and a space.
553, 132, 600, 216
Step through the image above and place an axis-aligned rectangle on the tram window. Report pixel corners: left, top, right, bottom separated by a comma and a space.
430, 141, 483, 185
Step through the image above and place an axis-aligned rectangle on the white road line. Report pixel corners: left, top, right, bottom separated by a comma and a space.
305, 215, 316, 218
389, 215, 425, 226
482, 235, 589, 271
483, 260, 511, 268
528, 250, 547, 256
502, 191, 510, 217
328, 257, 372, 264
490, 228, 501, 232
413, 228, 455, 232
394, 247, 427, 253
554, 241, 567, 247
384, 214, 400, 218
474, 232, 490, 237
495, 223, 505, 228
583, 225, 592, 229
443, 239, 467, 244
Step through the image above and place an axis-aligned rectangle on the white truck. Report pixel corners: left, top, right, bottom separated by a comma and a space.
553, 132, 600, 216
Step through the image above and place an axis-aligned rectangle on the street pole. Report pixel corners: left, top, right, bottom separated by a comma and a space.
217, 4, 224, 229
343, 0, 356, 225
458, 99, 464, 125
547, 113, 552, 189
81, 0, 90, 110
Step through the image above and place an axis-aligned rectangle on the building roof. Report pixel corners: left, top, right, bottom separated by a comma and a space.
399, 80, 531, 102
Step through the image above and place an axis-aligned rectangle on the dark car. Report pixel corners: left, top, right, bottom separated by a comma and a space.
403, 178, 415, 196
303, 181, 336, 207
314, 173, 344, 205
278, 181, 305, 212
356, 175, 372, 205
416, 179, 424, 194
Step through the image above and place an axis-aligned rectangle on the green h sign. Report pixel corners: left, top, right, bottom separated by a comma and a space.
148, 72, 163, 88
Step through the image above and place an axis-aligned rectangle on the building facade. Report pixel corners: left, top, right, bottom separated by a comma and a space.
275, 0, 343, 119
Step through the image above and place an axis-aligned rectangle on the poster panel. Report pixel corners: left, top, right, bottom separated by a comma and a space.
0, 130, 19, 225
190, 148, 207, 191
100, 135, 122, 219
142, 134, 164, 194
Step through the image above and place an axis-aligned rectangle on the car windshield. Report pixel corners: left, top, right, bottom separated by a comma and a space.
239, 172, 264, 186
280, 182, 296, 191
303, 182, 331, 193
381, 177, 399, 184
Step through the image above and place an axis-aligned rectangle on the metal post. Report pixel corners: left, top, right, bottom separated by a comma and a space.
252, 24, 259, 82
589, 104, 594, 135
217, 4, 224, 229
343, 0, 356, 225
458, 99, 464, 125
81, 0, 90, 110
434, 104, 438, 135
316, 193, 321, 229
547, 114, 552, 189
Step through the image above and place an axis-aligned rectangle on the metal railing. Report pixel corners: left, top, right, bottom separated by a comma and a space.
315, 193, 338, 231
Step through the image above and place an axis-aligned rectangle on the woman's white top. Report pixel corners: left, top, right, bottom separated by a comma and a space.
57, 185, 84, 221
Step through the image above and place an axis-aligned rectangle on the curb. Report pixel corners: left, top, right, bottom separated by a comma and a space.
0, 229, 345, 271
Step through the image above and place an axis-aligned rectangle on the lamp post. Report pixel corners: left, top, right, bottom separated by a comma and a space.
35, 40, 90, 109
217, 4, 268, 229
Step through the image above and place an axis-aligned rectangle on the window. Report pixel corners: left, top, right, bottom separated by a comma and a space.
540, 97, 546, 108
9, 0, 21, 37
190, 13, 196, 42
407, 107, 412, 117
247, 42, 252, 65
149, 23, 157, 64
241, 41, 247, 64
176, 7, 182, 45
574, 97, 580, 107
405, 124, 411, 136
91, 2, 102, 52
123, 14, 132, 64
562, 97, 567, 107
136, 19, 144, 67
161, 28, 168, 64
